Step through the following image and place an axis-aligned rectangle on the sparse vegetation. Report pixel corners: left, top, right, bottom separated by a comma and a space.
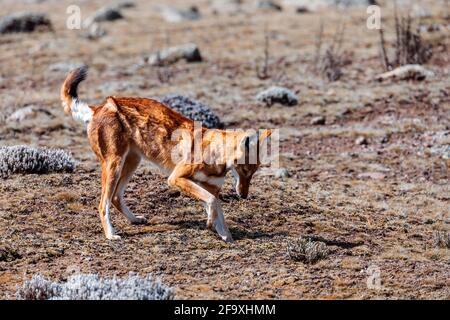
434, 231, 450, 249
256, 27, 271, 80
287, 238, 329, 264
0, 146, 75, 178
378, 12, 433, 71
16, 273, 174, 300
314, 22, 352, 81
0, 244, 21, 262
0, 12, 52, 34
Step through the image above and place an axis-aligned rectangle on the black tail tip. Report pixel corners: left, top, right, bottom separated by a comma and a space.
71, 65, 89, 82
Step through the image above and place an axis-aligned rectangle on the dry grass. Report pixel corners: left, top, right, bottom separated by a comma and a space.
434, 231, 450, 249
378, 11, 433, 71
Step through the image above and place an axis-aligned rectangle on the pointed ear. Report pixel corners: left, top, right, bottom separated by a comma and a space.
237, 134, 251, 155
234, 133, 254, 164
259, 129, 272, 146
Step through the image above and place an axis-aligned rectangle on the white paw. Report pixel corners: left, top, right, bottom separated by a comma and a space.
221, 233, 234, 243
107, 234, 122, 240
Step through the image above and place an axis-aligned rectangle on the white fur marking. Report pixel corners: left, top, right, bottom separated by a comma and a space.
193, 172, 225, 187
104, 200, 115, 238
71, 99, 93, 124
231, 167, 240, 192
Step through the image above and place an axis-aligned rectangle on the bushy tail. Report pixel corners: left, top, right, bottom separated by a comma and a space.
60, 66, 92, 124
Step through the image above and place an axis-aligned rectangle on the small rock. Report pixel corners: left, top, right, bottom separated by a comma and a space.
112, 1, 136, 10
83, 23, 107, 40
275, 168, 290, 178
357, 172, 386, 180
283, 0, 375, 11
380, 134, 390, 144
310, 116, 326, 125
256, 0, 282, 11
160, 6, 201, 23
0, 12, 52, 34
420, 23, 444, 33
84, 6, 124, 27
6, 105, 56, 131
375, 64, 434, 81
147, 43, 202, 66
256, 86, 298, 107
295, 6, 310, 13
167, 189, 181, 198
7, 105, 52, 122
355, 136, 367, 145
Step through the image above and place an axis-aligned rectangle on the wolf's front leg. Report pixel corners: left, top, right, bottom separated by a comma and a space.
205, 199, 233, 242
168, 165, 233, 242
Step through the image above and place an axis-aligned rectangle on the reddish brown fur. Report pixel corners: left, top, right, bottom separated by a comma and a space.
61, 69, 272, 241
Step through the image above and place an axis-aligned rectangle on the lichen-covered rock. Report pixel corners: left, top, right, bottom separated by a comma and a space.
283, 0, 376, 11
16, 273, 174, 300
256, 86, 298, 106
0, 146, 75, 178
7, 105, 52, 123
83, 23, 107, 40
375, 64, 434, 81
148, 43, 202, 66
0, 12, 52, 34
84, 6, 124, 27
112, 1, 136, 10
155, 94, 222, 129
160, 6, 201, 23
275, 168, 290, 179
256, 0, 282, 11
310, 115, 326, 125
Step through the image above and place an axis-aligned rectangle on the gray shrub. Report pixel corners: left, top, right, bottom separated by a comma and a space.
0, 145, 75, 178
156, 94, 222, 129
17, 273, 174, 300
256, 86, 298, 107
147, 43, 202, 66
0, 12, 52, 34
84, 6, 124, 27
287, 238, 329, 264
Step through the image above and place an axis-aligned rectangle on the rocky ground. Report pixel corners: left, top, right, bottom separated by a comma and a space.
0, 0, 449, 299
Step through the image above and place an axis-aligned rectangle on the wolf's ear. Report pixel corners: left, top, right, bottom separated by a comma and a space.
234, 132, 256, 163
237, 134, 251, 156
259, 129, 272, 146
